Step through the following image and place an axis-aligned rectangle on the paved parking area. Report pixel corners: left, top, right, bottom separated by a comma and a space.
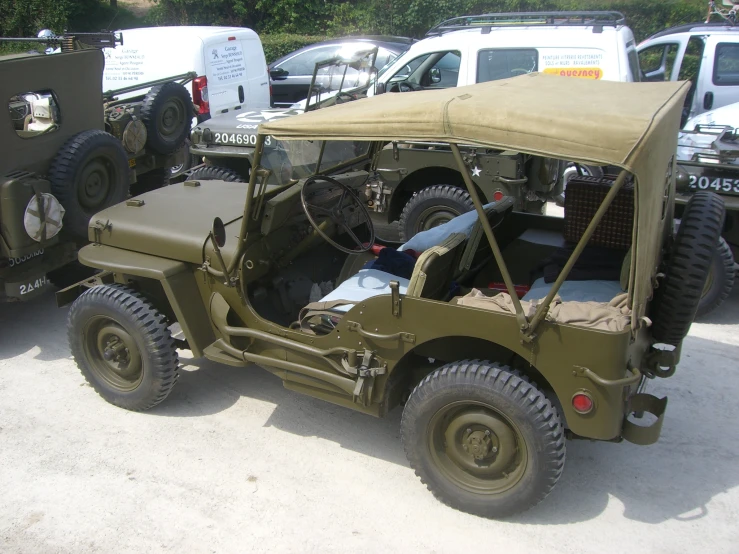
1, 285, 738, 553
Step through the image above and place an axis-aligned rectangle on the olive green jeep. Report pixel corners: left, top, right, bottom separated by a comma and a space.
1, 34, 192, 301
58, 75, 723, 518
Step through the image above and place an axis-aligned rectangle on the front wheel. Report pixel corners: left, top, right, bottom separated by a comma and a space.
401, 360, 565, 518
68, 284, 179, 411
398, 184, 474, 241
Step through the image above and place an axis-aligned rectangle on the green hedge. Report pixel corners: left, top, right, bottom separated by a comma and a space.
260, 34, 331, 64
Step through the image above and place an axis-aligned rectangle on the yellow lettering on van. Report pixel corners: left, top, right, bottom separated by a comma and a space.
543, 67, 603, 80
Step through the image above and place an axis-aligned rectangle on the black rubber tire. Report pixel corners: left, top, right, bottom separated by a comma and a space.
130, 168, 170, 196
68, 284, 179, 411
401, 360, 566, 519
48, 130, 130, 239
651, 191, 726, 344
141, 82, 193, 155
399, 184, 475, 241
696, 236, 735, 318
169, 139, 198, 179
190, 166, 245, 182
47, 261, 95, 289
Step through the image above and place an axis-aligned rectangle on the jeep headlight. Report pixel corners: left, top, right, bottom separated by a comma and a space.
24, 193, 65, 241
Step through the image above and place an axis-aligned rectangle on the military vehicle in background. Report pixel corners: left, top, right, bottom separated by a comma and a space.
1, 32, 192, 301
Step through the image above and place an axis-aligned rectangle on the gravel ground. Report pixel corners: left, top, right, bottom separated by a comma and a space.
1, 282, 738, 553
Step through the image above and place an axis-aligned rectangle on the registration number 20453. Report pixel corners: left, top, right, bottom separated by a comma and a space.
689, 174, 739, 194
213, 133, 272, 146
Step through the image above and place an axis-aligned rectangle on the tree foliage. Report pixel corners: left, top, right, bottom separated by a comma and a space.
2, 0, 708, 54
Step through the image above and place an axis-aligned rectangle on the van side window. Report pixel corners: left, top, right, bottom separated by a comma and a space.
387, 50, 461, 89
639, 43, 679, 81
713, 42, 739, 86
8, 89, 60, 138
677, 37, 705, 84
477, 49, 538, 82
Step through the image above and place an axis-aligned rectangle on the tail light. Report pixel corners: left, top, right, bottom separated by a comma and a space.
192, 76, 209, 115
572, 392, 594, 414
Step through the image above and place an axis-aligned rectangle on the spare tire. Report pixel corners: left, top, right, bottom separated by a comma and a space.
651, 191, 725, 345
48, 130, 130, 239
399, 184, 474, 241
696, 236, 735, 318
141, 82, 193, 155
190, 166, 245, 182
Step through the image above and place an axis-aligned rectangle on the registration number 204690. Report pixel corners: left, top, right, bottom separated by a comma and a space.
689, 174, 739, 194
213, 133, 272, 146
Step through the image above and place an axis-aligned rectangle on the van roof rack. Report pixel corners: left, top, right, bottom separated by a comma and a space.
426, 11, 626, 37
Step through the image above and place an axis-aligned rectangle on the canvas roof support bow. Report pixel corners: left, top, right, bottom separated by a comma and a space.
450, 143, 530, 334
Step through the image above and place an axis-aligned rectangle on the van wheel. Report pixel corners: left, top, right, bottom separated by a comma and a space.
696, 237, 735, 317
401, 360, 565, 518
190, 166, 245, 182
48, 130, 130, 239
68, 284, 179, 411
141, 82, 193, 155
170, 138, 196, 179
399, 185, 474, 241
651, 192, 725, 344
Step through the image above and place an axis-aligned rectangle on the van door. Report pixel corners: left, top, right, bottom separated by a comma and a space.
704, 37, 739, 114
203, 35, 269, 115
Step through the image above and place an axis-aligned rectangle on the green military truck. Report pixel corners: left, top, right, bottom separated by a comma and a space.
57, 76, 722, 518
1, 33, 192, 301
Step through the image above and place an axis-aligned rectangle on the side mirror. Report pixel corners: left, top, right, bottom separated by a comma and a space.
429, 67, 442, 84
375, 82, 386, 95
270, 67, 289, 81
212, 217, 226, 248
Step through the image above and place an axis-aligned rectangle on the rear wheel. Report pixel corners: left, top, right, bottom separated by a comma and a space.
190, 165, 245, 182
68, 284, 179, 411
399, 184, 474, 241
401, 360, 565, 518
697, 236, 735, 317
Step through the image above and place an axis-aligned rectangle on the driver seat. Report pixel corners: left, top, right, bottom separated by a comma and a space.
297, 197, 514, 333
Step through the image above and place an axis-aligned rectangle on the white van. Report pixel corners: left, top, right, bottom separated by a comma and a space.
371, 12, 640, 96
102, 26, 271, 121
637, 23, 739, 122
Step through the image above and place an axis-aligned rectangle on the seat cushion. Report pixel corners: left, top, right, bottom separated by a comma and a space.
398, 201, 498, 253
522, 277, 624, 303
318, 269, 409, 313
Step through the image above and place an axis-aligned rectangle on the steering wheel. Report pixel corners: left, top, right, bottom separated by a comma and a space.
300, 175, 375, 254
389, 81, 421, 93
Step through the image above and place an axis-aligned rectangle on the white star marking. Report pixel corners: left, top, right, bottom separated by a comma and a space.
471, 166, 482, 177
235, 109, 298, 124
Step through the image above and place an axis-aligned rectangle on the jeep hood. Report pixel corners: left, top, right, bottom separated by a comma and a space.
86, 180, 246, 264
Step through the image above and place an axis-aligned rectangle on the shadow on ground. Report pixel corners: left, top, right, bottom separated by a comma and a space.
3, 270, 738, 526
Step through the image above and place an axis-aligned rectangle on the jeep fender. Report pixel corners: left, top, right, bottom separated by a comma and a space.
76, 243, 214, 356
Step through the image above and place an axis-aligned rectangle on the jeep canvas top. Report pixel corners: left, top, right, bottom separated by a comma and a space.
57, 74, 725, 519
